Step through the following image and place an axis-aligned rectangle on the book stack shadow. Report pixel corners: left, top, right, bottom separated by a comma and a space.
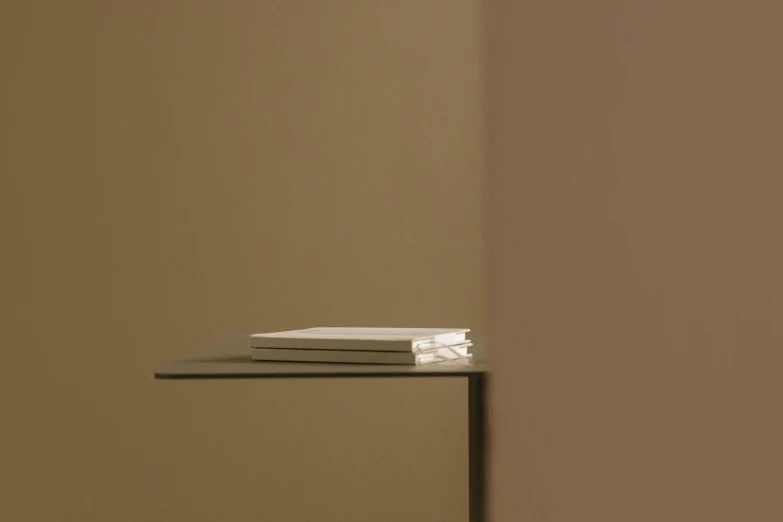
250, 327, 473, 365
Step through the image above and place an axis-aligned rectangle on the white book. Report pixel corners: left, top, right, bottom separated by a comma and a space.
250, 327, 470, 352
251, 343, 473, 365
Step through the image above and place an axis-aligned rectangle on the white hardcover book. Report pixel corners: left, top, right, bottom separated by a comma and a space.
250, 327, 470, 352
251, 343, 473, 365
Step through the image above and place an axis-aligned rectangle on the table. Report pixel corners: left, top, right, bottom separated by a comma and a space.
155, 348, 489, 522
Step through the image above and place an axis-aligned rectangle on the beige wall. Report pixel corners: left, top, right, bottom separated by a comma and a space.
487, 1, 783, 521
1, 2, 482, 521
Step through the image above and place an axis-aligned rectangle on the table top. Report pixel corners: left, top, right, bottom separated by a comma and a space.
154, 349, 489, 379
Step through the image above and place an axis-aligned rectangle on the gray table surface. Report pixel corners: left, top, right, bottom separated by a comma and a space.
152, 341, 490, 522
154, 349, 489, 379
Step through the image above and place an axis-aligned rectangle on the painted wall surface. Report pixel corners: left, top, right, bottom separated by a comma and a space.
486, 2, 783, 521
1, 2, 482, 521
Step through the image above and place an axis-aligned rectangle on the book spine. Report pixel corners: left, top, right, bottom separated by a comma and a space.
249, 337, 413, 352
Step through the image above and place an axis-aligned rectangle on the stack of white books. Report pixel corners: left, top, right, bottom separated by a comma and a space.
250, 327, 473, 365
